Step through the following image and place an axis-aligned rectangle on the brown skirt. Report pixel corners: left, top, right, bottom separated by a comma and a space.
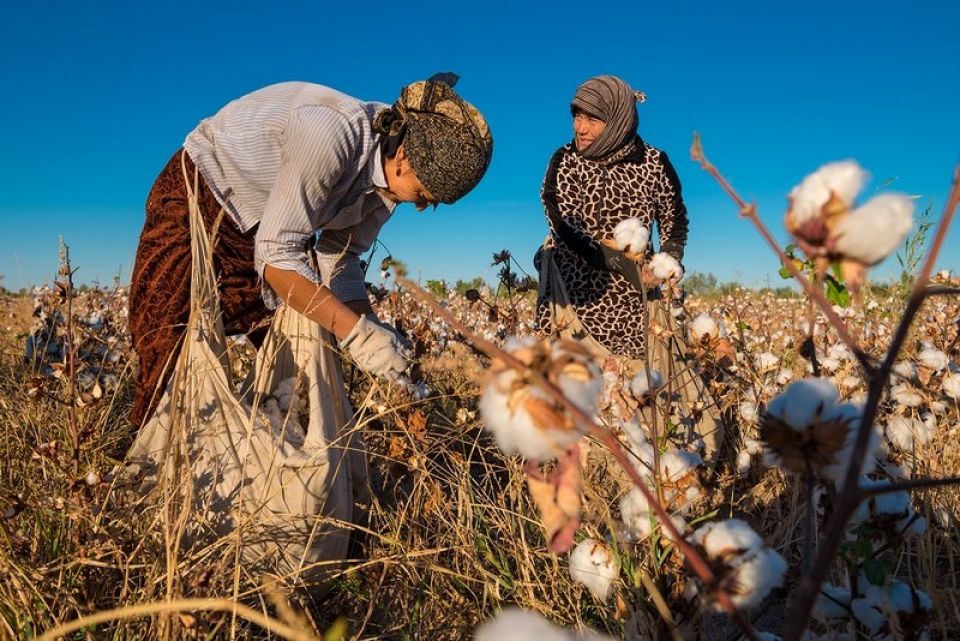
128, 150, 271, 427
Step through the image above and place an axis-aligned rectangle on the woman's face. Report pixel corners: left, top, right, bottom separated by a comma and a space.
573, 109, 606, 152
383, 146, 438, 210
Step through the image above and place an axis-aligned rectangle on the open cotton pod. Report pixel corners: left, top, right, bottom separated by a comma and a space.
785, 160, 914, 293
479, 337, 602, 462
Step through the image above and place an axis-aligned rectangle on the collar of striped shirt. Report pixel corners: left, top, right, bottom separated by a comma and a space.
366, 144, 397, 212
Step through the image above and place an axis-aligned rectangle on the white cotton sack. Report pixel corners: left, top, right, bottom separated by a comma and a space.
568, 538, 619, 601
612, 218, 650, 254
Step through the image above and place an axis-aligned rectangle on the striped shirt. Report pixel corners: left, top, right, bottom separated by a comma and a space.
183, 82, 396, 309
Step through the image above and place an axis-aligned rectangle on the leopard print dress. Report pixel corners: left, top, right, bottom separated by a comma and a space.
536, 136, 688, 358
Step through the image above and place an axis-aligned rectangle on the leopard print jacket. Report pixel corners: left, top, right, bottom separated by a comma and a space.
536, 136, 688, 358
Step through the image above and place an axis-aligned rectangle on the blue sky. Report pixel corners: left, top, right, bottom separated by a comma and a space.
1, 1, 958, 292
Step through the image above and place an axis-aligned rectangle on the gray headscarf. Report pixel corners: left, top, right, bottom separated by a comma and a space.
570, 75, 646, 159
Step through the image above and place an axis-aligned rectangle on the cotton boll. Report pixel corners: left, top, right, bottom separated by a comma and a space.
827, 342, 853, 362
942, 373, 960, 400
892, 360, 917, 382
813, 584, 851, 621
776, 368, 795, 386
820, 356, 841, 373
619, 417, 655, 467
474, 608, 610, 641
480, 337, 602, 462
690, 313, 719, 341
755, 352, 780, 373
851, 591, 886, 633
788, 160, 868, 225
691, 518, 764, 559
629, 369, 665, 398
886, 581, 932, 616
838, 375, 861, 393
765, 378, 841, 431
728, 547, 788, 610
918, 344, 949, 372
744, 438, 764, 456
568, 538, 619, 601
619, 490, 685, 541
479, 382, 580, 462
739, 401, 759, 424
649, 253, 683, 281
891, 383, 923, 408
619, 488, 652, 536
831, 194, 914, 266
884, 415, 926, 452
736, 449, 753, 476
612, 218, 650, 254
659, 450, 703, 482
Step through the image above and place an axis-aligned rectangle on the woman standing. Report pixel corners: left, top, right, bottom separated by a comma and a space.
129, 75, 493, 427
536, 76, 721, 460
536, 75, 687, 359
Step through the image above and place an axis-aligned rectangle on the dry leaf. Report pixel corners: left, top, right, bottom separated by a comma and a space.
408, 409, 428, 442
525, 444, 582, 553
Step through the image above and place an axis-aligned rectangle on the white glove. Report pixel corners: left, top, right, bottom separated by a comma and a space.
339, 314, 412, 380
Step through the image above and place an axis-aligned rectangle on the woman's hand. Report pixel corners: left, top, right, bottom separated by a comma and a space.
339, 315, 413, 380
640, 264, 663, 288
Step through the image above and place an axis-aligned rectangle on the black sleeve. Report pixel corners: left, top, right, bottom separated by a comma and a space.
540, 148, 607, 271
656, 151, 689, 263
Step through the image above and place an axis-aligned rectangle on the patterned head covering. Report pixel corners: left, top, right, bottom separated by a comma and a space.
570, 75, 646, 160
374, 74, 493, 204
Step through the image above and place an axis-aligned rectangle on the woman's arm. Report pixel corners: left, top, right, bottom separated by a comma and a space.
262, 265, 361, 340
654, 151, 689, 263
541, 148, 607, 270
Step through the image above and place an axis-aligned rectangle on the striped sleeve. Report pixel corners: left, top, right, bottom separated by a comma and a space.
254, 105, 359, 308
314, 208, 390, 302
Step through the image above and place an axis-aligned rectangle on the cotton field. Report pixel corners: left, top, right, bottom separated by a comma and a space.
1, 256, 958, 640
